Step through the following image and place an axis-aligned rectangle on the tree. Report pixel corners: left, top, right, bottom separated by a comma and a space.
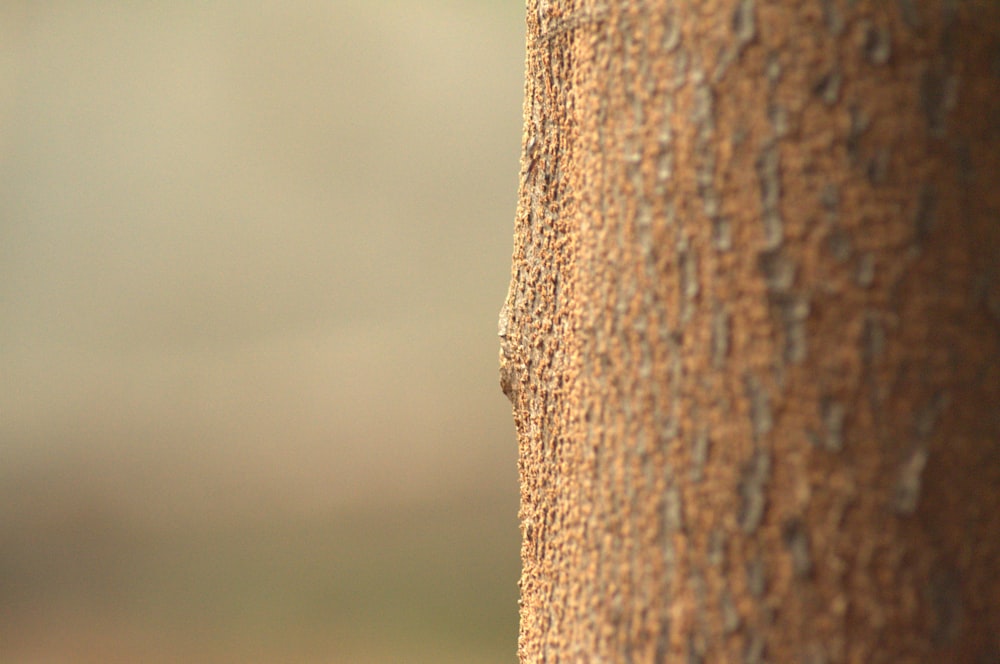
499, 1, 1000, 661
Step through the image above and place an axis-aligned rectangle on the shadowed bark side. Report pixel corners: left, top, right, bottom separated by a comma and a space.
503, 1, 1000, 662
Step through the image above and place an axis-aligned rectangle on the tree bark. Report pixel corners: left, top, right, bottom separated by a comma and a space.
501, 1, 1000, 661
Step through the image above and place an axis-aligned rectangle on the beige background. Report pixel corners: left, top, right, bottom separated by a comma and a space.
0, 1, 523, 661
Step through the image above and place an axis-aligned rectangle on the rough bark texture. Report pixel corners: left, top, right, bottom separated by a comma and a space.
501, 1, 1000, 662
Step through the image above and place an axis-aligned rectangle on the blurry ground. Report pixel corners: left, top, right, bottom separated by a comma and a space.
0, 493, 517, 663
0, 1, 524, 661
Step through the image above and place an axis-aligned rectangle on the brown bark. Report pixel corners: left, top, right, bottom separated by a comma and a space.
501, 1, 1000, 662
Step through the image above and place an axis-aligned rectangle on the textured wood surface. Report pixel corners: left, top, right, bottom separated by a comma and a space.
503, 1, 1000, 661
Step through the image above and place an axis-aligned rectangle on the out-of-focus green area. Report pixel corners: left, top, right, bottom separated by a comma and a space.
0, 489, 517, 662
0, 1, 524, 661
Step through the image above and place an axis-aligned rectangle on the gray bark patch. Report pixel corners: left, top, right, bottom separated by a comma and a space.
862, 21, 892, 65
739, 450, 772, 533
744, 373, 773, 442
892, 446, 929, 515
782, 518, 813, 577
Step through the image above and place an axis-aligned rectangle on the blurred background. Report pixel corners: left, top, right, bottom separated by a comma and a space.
0, 1, 523, 661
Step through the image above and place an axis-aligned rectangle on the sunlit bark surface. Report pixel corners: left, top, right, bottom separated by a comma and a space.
502, 1, 1000, 661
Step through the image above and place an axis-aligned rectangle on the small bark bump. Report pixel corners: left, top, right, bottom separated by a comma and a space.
498, 300, 520, 403
861, 20, 892, 65
803, 644, 830, 664
892, 446, 930, 515
782, 518, 813, 578
862, 312, 886, 365
765, 51, 781, 86
856, 253, 875, 287
914, 391, 950, 439
821, 398, 846, 452
927, 564, 963, 645
747, 556, 766, 598
826, 226, 852, 263
759, 249, 796, 293
714, 217, 733, 251
813, 70, 843, 106
745, 630, 766, 664
664, 484, 684, 533
820, 0, 844, 36
691, 426, 710, 482
768, 103, 789, 138
757, 143, 783, 249
709, 528, 727, 569
739, 450, 772, 533
732, 0, 756, 48
866, 147, 890, 185
701, 185, 720, 219
712, 305, 731, 368
721, 589, 741, 634
661, 12, 680, 52
820, 183, 839, 219
688, 632, 706, 664
920, 64, 958, 137
898, 0, 922, 30
744, 373, 773, 442
679, 236, 700, 322
847, 105, 870, 164
780, 295, 810, 364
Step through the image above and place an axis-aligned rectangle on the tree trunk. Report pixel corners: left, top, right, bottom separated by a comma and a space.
500, 1, 1000, 661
